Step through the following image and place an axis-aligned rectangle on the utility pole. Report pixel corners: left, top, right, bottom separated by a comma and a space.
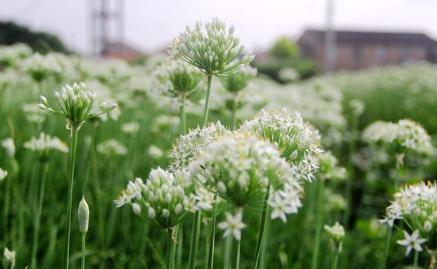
89, 0, 125, 57
324, 0, 336, 72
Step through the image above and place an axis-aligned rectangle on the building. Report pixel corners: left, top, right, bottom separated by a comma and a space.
298, 29, 437, 71
101, 41, 144, 61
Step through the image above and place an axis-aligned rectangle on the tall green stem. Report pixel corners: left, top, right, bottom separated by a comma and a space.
31, 161, 50, 269
234, 238, 241, 269
3, 167, 12, 243
231, 98, 237, 130
202, 75, 213, 127
63, 126, 79, 269
311, 179, 325, 269
188, 211, 202, 269
332, 246, 341, 269
81, 233, 86, 269
207, 203, 217, 269
254, 185, 270, 269
167, 228, 173, 269
380, 226, 392, 269
223, 236, 232, 269
180, 94, 187, 135
413, 250, 419, 268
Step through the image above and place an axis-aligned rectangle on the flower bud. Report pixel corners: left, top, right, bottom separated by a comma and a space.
78, 196, 89, 234
132, 203, 141, 215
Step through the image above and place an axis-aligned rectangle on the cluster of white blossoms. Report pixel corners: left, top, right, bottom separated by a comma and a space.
240, 109, 322, 182
3, 247, 15, 268
115, 168, 191, 229
121, 122, 140, 134
170, 122, 231, 170
0, 43, 32, 68
318, 151, 347, 181
188, 132, 303, 221
362, 119, 433, 155
22, 103, 47, 124
220, 65, 257, 94
24, 132, 69, 153
171, 18, 254, 76
324, 222, 346, 242
39, 82, 117, 131
1, 138, 15, 159
96, 139, 127, 156
19, 53, 62, 82
0, 167, 7, 182
381, 181, 436, 233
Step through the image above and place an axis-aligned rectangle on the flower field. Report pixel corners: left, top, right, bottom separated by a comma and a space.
0, 19, 436, 269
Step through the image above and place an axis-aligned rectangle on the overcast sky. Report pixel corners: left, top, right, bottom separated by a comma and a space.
1, 0, 437, 54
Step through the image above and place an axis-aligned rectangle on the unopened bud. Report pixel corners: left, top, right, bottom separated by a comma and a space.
78, 196, 89, 234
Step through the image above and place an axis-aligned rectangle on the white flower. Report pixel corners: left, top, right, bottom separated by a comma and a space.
3, 247, 15, 268
121, 122, 140, 134
397, 230, 427, 256
171, 18, 254, 76
1, 138, 15, 159
147, 145, 164, 160
97, 139, 127, 156
0, 168, 7, 182
324, 222, 345, 241
24, 133, 68, 153
78, 196, 90, 234
218, 210, 246, 241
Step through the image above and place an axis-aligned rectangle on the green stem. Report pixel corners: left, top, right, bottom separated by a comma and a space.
254, 185, 270, 269
31, 161, 50, 269
332, 247, 340, 269
188, 211, 202, 269
176, 226, 183, 269
207, 201, 217, 269
234, 238, 241, 269
180, 94, 187, 135
202, 74, 213, 127
81, 233, 86, 269
311, 179, 325, 269
3, 168, 12, 243
413, 250, 419, 268
381, 227, 392, 269
223, 236, 232, 269
343, 120, 357, 227
167, 228, 172, 269
63, 126, 79, 269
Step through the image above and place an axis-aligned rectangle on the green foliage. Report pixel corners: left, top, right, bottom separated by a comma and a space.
0, 21, 70, 54
270, 37, 300, 59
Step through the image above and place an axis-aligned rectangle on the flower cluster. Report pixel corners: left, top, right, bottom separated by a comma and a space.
22, 103, 47, 124
0, 167, 7, 182
0, 43, 32, 68
3, 247, 15, 268
218, 209, 246, 240
1, 138, 15, 159
20, 53, 62, 82
115, 168, 191, 229
171, 18, 254, 76
220, 65, 257, 94
362, 119, 433, 155
24, 132, 69, 153
381, 181, 436, 233
318, 151, 347, 181
96, 139, 127, 156
396, 230, 427, 256
170, 122, 231, 170
39, 82, 117, 131
157, 59, 203, 98
240, 109, 322, 182
188, 132, 303, 221
324, 222, 345, 242
121, 122, 140, 134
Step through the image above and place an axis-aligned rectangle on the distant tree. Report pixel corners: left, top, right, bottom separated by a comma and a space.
0, 21, 70, 54
270, 37, 300, 59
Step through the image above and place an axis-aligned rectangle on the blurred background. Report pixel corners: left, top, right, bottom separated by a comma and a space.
2, 0, 437, 79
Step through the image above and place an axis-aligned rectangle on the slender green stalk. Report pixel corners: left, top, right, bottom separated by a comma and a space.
311, 179, 325, 269
343, 118, 357, 226
223, 236, 232, 269
30, 161, 50, 269
3, 168, 12, 242
167, 228, 172, 269
332, 246, 341, 269
176, 226, 183, 269
202, 74, 213, 127
234, 238, 241, 269
63, 126, 79, 269
207, 205, 217, 269
380, 227, 392, 269
254, 185, 271, 269
180, 94, 187, 135
188, 211, 202, 269
81, 233, 86, 269
413, 250, 419, 268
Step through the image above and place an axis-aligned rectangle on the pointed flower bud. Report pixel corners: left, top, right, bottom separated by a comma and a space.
78, 196, 90, 234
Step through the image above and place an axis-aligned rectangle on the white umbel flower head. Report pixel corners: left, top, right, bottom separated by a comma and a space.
240, 109, 323, 182
171, 18, 254, 77
39, 82, 117, 131
3, 247, 15, 268
396, 230, 427, 256
96, 139, 127, 156
1, 138, 15, 159
324, 222, 345, 242
20, 52, 62, 82
24, 132, 68, 153
78, 196, 90, 234
189, 132, 304, 221
0, 168, 7, 182
121, 122, 140, 134
115, 168, 191, 229
218, 209, 246, 241
220, 65, 257, 94
381, 181, 436, 232
362, 119, 433, 155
